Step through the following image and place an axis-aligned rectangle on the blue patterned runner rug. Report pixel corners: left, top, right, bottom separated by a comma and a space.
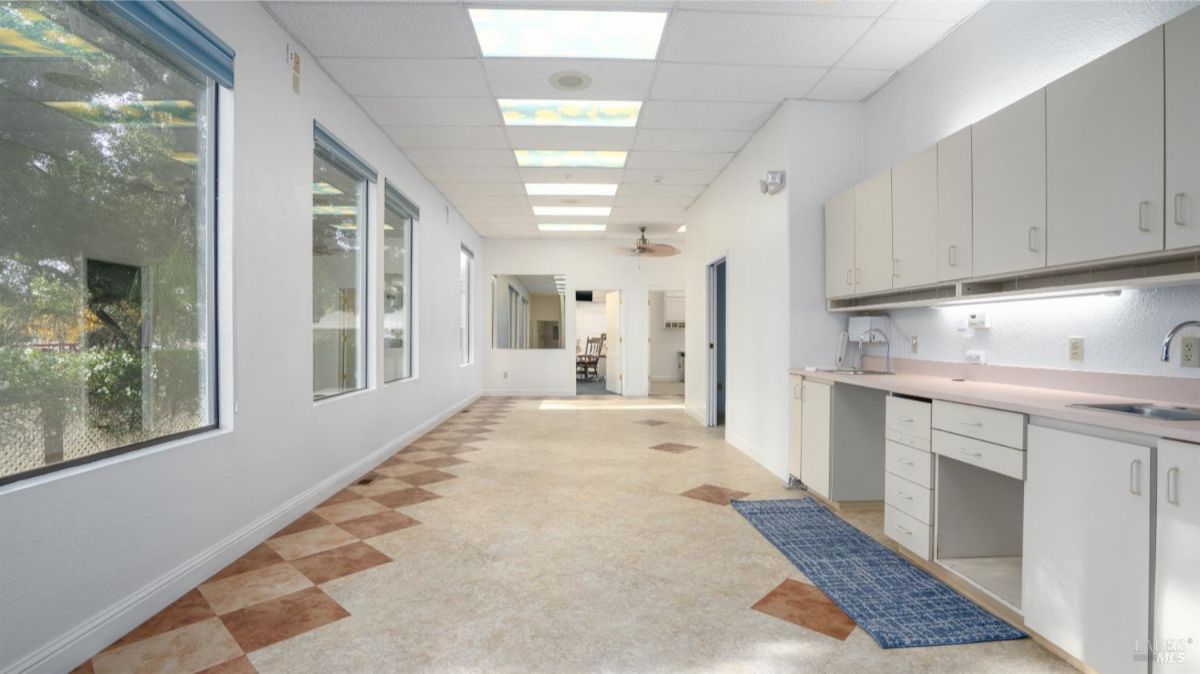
731, 497, 1025, 648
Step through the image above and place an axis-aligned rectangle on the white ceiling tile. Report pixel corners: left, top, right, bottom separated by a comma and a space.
421, 167, 521, 182
460, 206, 533, 218
436, 182, 527, 196
404, 148, 516, 168
838, 18, 957, 70
622, 168, 721, 184
677, 1, 892, 17
607, 221, 685, 237
661, 11, 873, 66
616, 183, 708, 198
625, 151, 734, 171
387, 126, 510, 149
638, 100, 778, 130
518, 168, 625, 183
634, 128, 752, 152
505, 127, 636, 151
886, 0, 986, 23
612, 206, 686, 218
358, 98, 501, 126
806, 68, 895, 101
321, 59, 487, 97
613, 195, 696, 208
484, 58, 656, 100
265, 3, 476, 57
462, 214, 536, 225
446, 194, 531, 207
528, 195, 617, 207
650, 63, 825, 102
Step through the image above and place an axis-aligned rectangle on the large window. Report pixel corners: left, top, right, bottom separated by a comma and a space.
312, 126, 373, 400
0, 2, 227, 483
383, 182, 416, 383
459, 246, 474, 365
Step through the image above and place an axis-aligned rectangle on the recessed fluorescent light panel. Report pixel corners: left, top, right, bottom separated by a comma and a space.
533, 206, 611, 217
677, 225, 687, 233
525, 183, 618, 196
538, 223, 607, 232
499, 99, 641, 127
469, 9, 667, 59
515, 150, 626, 168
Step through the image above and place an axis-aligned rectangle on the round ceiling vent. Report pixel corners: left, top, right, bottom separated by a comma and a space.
549, 70, 592, 91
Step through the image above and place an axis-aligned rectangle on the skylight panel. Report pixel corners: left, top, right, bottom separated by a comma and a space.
533, 206, 612, 217
538, 223, 607, 232
500, 99, 641, 127
515, 150, 626, 168
469, 9, 667, 59
526, 183, 619, 196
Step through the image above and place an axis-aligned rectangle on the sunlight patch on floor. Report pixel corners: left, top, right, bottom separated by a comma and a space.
538, 398, 686, 411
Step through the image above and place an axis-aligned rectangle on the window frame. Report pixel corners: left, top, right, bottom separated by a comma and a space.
0, 1, 227, 487
382, 180, 418, 384
311, 124, 376, 402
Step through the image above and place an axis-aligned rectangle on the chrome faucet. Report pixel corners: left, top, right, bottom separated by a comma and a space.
860, 327, 891, 374
1162, 320, 1200, 362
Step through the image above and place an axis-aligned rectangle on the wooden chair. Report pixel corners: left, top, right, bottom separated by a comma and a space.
576, 336, 603, 380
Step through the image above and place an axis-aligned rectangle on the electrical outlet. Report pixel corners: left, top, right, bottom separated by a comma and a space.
502, 371, 508, 379
967, 312, 989, 329
965, 350, 986, 365
911, 336, 919, 354
1182, 336, 1200, 368
1069, 336, 1085, 362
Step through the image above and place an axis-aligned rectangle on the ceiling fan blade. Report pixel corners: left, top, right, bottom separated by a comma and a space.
640, 242, 681, 257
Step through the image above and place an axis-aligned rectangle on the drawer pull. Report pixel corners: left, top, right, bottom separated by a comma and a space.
896, 490, 913, 500
1130, 459, 1143, 496
1167, 467, 1180, 505
1138, 201, 1152, 232
898, 416, 915, 423
894, 523, 913, 535
897, 458, 914, 466
960, 420, 984, 427
960, 449, 983, 458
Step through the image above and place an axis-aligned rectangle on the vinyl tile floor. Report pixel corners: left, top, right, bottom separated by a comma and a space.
71, 396, 1073, 673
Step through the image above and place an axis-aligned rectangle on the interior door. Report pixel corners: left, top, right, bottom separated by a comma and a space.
605, 291, 622, 394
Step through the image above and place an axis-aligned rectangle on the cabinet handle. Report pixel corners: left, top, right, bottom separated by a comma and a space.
1175, 193, 1188, 227
1027, 227, 1039, 252
892, 258, 900, 278
896, 490, 913, 500
948, 245, 958, 267
1130, 459, 1143, 496
895, 523, 913, 535
846, 269, 854, 287
1167, 466, 1180, 505
960, 420, 984, 427
897, 458, 914, 466
1138, 201, 1152, 232
960, 449, 983, 458
898, 416, 915, 423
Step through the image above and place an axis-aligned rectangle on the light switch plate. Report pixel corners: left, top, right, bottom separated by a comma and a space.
965, 350, 986, 365
1182, 336, 1200, 368
911, 336, 919, 354
1069, 337, 1085, 362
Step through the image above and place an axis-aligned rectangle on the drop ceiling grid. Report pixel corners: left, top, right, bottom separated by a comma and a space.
265, 0, 987, 237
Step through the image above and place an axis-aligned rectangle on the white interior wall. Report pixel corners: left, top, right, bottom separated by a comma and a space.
0, 3, 484, 672
862, 0, 1200, 378
648, 291, 685, 381
482, 238, 684, 396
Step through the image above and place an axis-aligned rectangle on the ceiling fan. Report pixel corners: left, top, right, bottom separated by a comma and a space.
618, 226, 680, 258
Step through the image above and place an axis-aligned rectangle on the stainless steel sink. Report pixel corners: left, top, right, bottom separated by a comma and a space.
1069, 402, 1200, 421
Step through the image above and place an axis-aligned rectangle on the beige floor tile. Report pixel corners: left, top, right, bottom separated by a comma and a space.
92, 617, 242, 674
198, 562, 313, 615
264, 525, 357, 561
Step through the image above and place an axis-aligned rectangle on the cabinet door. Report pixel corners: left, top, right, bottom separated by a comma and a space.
854, 169, 894, 294
800, 380, 831, 498
788, 375, 804, 479
824, 188, 856, 298
892, 146, 939, 289
1167, 8, 1200, 250
1156, 439, 1200, 652
1047, 27, 1165, 266
938, 127, 972, 280
973, 90, 1047, 277
1023, 425, 1150, 673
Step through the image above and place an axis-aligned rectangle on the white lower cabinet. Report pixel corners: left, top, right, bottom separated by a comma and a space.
799, 380, 832, 498
1156, 439, 1200, 658
1023, 425, 1151, 674
884, 396, 933, 560
788, 374, 804, 480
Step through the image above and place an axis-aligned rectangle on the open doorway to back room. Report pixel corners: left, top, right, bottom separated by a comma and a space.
647, 290, 685, 398
707, 259, 727, 427
574, 289, 621, 395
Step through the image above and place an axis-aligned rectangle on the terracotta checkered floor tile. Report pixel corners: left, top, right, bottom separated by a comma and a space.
338, 510, 420, 539
266, 525, 357, 560
110, 589, 215, 649
376, 462, 433, 478
681, 484, 750, 506
197, 656, 256, 673
221, 587, 349, 653
416, 456, 468, 469
208, 545, 286, 583
272, 512, 329, 538
440, 445, 482, 455
751, 579, 856, 640
291, 542, 392, 584
650, 442, 696, 454
199, 563, 313, 615
370, 486, 442, 508
92, 617, 242, 674
317, 489, 361, 507
313, 498, 388, 523
400, 469, 458, 486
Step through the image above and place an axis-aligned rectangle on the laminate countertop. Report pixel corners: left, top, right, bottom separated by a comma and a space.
791, 368, 1200, 445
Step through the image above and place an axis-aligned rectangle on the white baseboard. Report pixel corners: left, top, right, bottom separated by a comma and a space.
725, 428, 789, 482
482, 388, 574, 397
15, 391, 480, 674
684, 403, 707, 426
649, 375, 683, 382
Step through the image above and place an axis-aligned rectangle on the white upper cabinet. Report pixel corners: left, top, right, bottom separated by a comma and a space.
892, 145, 939, 289
1167, 8, 1200, 250
1047, 27, 1165, 266
937, 127, 973, 281
854, 169, 894, 295
824, 188, 856, 299
972, 90, 1047, 277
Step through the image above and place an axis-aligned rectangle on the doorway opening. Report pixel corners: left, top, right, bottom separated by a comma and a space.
574, 289, 621, 396
647, 290, 685, 398
706, 259, 727, 427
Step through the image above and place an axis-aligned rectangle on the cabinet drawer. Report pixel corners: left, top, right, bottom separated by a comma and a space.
885, 505, 932, 561
886, 441, 933, 488
886, 428, 931, 453
933, 430, 1026, 480
885, 471, 933, 524
887, 396, 931, 438
932, 400, 1026, 449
